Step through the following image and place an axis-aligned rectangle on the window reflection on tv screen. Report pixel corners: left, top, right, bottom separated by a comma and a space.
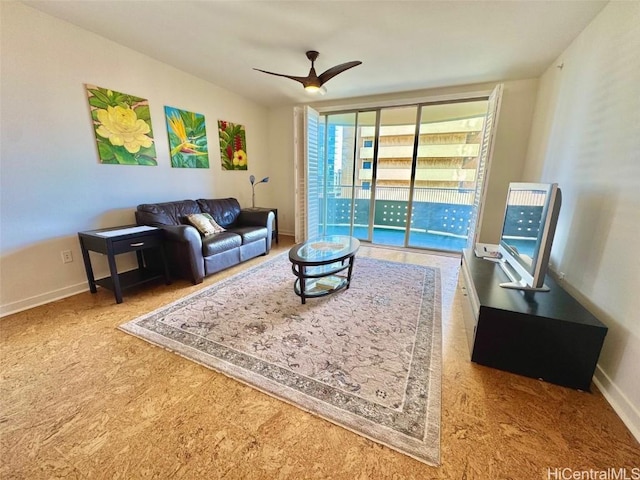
500, 189, 547, 266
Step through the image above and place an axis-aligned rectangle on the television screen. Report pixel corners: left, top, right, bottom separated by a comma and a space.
497, 182, 561, 291
501, 189, 547, 264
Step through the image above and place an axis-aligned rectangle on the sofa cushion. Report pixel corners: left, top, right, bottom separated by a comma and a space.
201, 232, 242, 256
197, 198, 241, 228
187, 213, 226, 237
227, 226, 268, 245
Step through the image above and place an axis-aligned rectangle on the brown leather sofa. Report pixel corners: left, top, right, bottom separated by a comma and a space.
135, 197, 273, 284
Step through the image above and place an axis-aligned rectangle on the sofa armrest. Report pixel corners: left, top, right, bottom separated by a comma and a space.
238, 209, 274, 252
161, 224, 201, 244
238, 209, 273, 227
161, 225, 205, 284
136, 207, 207, 284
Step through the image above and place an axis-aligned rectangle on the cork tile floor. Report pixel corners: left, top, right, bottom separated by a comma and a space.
1, 237, 638, 479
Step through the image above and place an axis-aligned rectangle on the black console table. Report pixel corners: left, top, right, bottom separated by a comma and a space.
78, 225, 171, 304
460, 248, 607, 391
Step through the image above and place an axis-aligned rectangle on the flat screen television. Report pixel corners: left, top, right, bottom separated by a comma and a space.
497, 182, 562, 292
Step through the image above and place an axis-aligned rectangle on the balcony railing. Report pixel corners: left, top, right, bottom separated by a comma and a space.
323, 184, 474, 203
318, 186, 476, 251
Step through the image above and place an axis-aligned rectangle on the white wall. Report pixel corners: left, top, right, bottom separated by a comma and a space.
524, 1, 640, 440
267, 106, 297, 238
0, 2, 270, 315
267, 79, 540, 243
0, 4, 539, 318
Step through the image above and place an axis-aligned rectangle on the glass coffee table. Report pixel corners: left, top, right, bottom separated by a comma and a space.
288, 235, 360, 304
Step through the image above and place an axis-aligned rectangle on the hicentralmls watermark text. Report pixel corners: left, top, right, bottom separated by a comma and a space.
547, 468, 640, 480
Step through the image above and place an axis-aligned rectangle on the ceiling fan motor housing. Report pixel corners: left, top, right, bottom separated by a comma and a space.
306, 51, 320, 62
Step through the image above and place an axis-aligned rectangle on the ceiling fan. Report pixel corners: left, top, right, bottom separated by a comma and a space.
254, 51, 362, 94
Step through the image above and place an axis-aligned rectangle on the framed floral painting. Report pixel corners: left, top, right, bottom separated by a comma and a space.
218, 120, 247, 170
85, 84, 157, 165
164, 106, 209, 168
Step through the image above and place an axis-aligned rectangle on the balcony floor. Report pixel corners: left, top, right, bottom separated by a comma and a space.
324, 225, 468, 252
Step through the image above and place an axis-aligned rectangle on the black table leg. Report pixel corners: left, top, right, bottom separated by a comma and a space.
78, 236, 97, 294
346, 256, 356, 289
107, 252, 123, 304
300, 265, 307, 304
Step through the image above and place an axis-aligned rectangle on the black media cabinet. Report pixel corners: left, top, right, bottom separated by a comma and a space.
460, 248, 607, 391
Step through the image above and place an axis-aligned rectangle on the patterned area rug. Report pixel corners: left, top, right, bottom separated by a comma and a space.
119, 253, 442, 465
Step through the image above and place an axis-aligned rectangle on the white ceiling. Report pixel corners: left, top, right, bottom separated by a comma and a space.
23, 0, 607, 107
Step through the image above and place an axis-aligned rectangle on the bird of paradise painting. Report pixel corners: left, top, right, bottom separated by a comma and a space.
85, 84, 157, 165
218, 120, 248, 170
164, 106, 209, 168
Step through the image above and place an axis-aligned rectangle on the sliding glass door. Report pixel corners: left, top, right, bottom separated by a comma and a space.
301, 86, 502, 252
320, 111, 378, 242
321, 112, 357, 237
370, 106, 418, 246
406, 101, 489, 250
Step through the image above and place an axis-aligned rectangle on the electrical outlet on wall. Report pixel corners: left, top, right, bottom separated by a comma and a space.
61, 250, 73, 263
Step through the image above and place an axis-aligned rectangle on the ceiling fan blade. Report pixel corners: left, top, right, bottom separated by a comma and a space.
253, 68, 309, 86
318, 61, 362, 85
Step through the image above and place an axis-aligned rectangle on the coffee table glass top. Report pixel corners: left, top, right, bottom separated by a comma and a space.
289, 235, 360, 264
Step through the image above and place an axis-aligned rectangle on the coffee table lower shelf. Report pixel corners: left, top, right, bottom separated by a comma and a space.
293, 274, 348, 300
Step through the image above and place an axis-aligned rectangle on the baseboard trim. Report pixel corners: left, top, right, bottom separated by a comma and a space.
593, 364, 640, 443
0, 282, 88, 318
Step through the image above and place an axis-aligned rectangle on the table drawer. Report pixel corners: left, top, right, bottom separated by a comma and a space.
111, 234, 162, 254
